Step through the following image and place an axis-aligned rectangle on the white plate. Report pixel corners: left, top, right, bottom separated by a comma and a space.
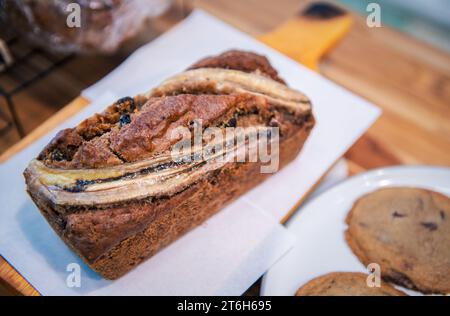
261, 165, 450, 296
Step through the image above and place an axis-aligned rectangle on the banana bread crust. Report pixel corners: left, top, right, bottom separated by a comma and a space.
24, 50, 315, 279
188, 50, 286, 83
26, 125, 309, 279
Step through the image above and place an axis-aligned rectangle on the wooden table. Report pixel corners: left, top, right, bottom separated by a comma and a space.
1, 0, 449, 296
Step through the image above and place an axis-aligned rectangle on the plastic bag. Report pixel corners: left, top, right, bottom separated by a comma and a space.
1, 0, 172, 54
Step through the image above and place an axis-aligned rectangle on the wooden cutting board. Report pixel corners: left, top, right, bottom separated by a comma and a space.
0, 0, 449, 296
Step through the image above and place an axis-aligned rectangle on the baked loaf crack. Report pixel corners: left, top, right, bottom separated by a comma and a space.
24, 50, 315, 279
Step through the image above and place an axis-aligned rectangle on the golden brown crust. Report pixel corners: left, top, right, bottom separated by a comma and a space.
26, 124, 312, 279
38, 70, 310, 170
37, 96, 147, 168
108, 94, 269, 163
188, 50, 286, 83
24, 50, 315, 279
37, 51, 310, 170
296, 272, 407, 296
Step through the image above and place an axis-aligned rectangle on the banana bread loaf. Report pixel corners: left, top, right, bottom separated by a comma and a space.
24, 50, 315, 279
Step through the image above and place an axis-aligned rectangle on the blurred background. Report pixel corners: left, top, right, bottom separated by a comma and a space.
337, 0, 450, 52
0, 0, 449, 158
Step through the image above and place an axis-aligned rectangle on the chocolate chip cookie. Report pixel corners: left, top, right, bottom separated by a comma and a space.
345, 187, 450, 294
296, 272, 406, 296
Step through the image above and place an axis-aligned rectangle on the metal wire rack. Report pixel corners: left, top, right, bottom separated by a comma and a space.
0, 35, 73, 137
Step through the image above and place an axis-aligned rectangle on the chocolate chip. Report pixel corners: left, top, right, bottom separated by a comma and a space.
226, 117, 237, 127
392, 211, 407, 218
116, 96, 134, 108
250, 107, 259, 114
68, 179, 95, 193
119, 114, 131, 127
116, 97, 136, 117
440, 210, 446, 220
51, 149, 64, 161
420, 222, 438, 231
